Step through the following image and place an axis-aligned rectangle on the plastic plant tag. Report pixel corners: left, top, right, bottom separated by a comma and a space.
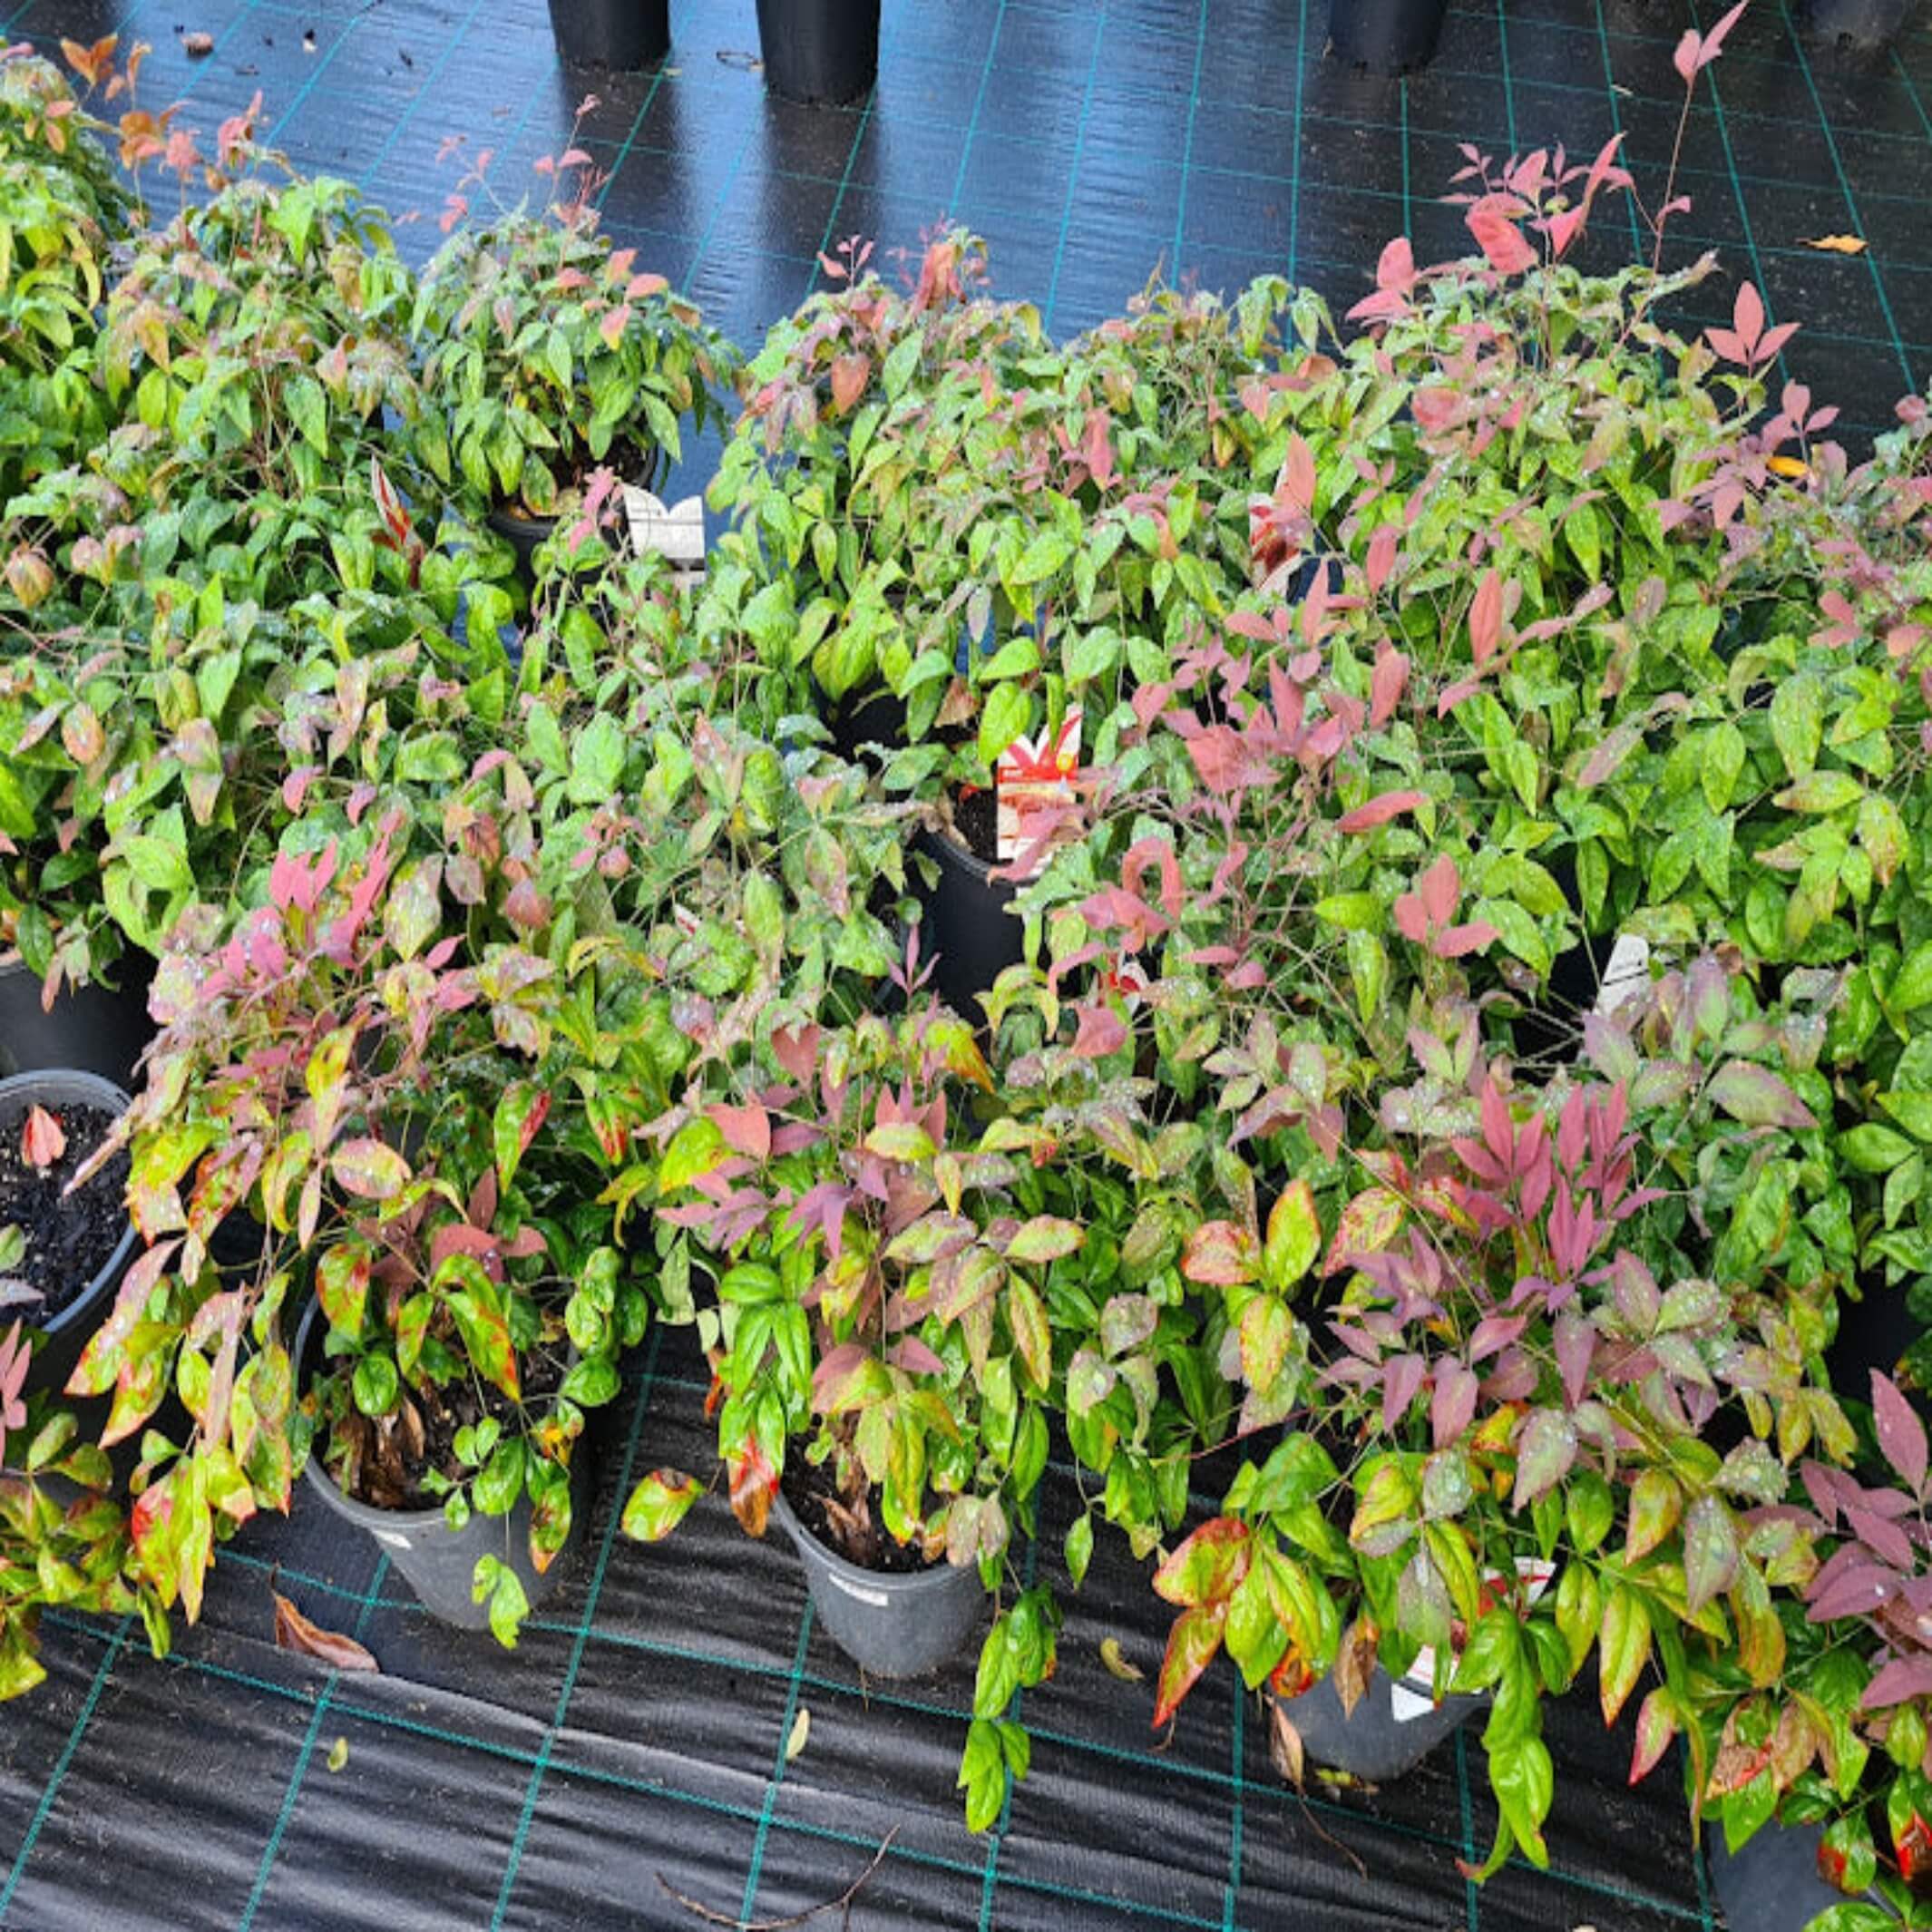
622, 487, 707, 586
1595, 932, 1651, 1017
1389, 1556, 1555, 1721
995, 707, 1081, 878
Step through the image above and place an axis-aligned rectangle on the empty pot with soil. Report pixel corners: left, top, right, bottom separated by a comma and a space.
0, 957, 155, 1090
770, 1461, 986, 1677
0, 1070, 137, 1408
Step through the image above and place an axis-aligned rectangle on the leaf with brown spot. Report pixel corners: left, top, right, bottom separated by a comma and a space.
272, 1592, 378, 1672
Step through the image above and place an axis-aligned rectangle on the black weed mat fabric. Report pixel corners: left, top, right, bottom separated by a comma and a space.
0, 1330, 1722, 1931
9, 0, 1932, 462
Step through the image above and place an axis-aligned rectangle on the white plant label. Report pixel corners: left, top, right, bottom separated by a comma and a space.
995, 707, 1081, 877
1390, 1557, 1555, 1722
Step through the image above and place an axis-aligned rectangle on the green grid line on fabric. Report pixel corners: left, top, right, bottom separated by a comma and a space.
1286, 0, 1310, 288
736, 1599, 816, 1924
1221, 1679, 1245, 1932
1495, 0, 1520, 159
1672, 0, 1793, 390
32, 1593, 1716, 1930
486, 1325, 663, 1931
1170, 0, 1210, 280
1590, 0, 1649, 262
1771, 0, 1917, 395
805, 93, 877, 297
196, 1535, 1722, 1928
1455, 1724, 1481, 1932
235, 1550, 393, 1932
0, 1613, 132, 1919
947, 0, 1011, 220
1041, 0, 1111, 334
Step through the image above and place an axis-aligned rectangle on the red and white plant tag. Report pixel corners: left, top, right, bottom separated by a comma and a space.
995, 707, 1081, 878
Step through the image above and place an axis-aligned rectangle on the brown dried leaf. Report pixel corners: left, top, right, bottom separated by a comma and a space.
21, 1106, 65, 1171
181, 28, 213, 53
1269, 1699, 1306, 1790
1798, 233, 1867, 255
272, 1592, 379, 1673
1333, 1617, 1378, 1720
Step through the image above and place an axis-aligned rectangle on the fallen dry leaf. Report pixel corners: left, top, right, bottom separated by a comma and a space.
1799, 233, 1867, 255
1332, 1617, 1378, 1719
272, 1591, 379, 1673
181, 29, 214, 54
21, 1106, 65, 1171
785, 1706, 810, 1762
1767, 454, 1810, 481
1269, 1699, 1305, 1789
1099, 1637, 1144, 1683
326, 1736, 349, 1772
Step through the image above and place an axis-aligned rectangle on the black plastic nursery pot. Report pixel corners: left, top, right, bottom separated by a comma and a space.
770, 1486, 985, 1677
1327, 0, 1449, 73
1, 1069, 138, 1409
0, 956, 155, 1091
1801, 0, 1910, 48
1705, 1819, 1880, 1932
912, 822, 1026, 1021
1277, 1664, 1485, 1780
755, 0, 881, 103
294, 1299, 591, 1630
820, 680, 909, 766
487, 506, 560, 590
544, 0, 668, 69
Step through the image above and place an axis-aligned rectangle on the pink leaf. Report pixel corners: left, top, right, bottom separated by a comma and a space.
1862, 1654, 1932, 1711
707, 1102, 772, 1164
1432, 1362, 1478, 1448
21, 1105, 66, 1170
1338, 790, 1427, 834
1434, 921, 1499, 959
1468, 568, 1504, 664
1281, 435, 1317, 517
1672, 26, 1703, 81
1073, 1003, 1129, 1059
1466, 195, 1537, 276
1872, 1371, 1928, 1498
1420, 855, 1460, 929
1697, 0, 1749, 68
1733, 280, 1765, 356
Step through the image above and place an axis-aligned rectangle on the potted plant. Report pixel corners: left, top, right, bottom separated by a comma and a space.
0, 1069, 137, 1404
413, 166, 735, 588
1327, 0, 1449, 73
753, 0, 880, 104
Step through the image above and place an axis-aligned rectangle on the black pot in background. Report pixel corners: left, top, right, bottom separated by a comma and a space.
545, 0, 668, 68
1705, 1820, 1878, 1932
756, 0, 881, 102
912, 825, 1024, 1022
1278, 1664, 1485, 1779
770, 1486, 984, 1676
0, 957, 154, 1091
1, 1069, 139, 1406
1827, 1273, 1927, 1419
487, 506, 557, 590
1800, 0, 1909, 48
1327, 0, 1449, 72
821, 680, 908, 766
293, 1299, 591, 1630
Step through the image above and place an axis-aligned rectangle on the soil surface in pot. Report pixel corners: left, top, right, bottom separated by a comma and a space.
496, 436, 659, 523
780, 1457, 942, 1576
946, 785, 999, 864
323, 1342, 566, 1512
0, 1102, 127, 1320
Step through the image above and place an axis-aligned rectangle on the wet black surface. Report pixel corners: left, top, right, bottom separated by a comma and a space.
8, 0, 1932, 451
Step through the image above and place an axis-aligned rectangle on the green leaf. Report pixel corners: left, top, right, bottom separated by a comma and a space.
1598, 1584, 1651, 1724
1683, 1494, 1739, 1613
570, 714, 626, 805
1010, 528, 1077, 587
1890, 942, 1932, 1012
977, 681, 1031, 766
621, 1469, 701, 1542
659, 1117, 728, 1190
864, 1122, 936, 1162
1262, 1180, 1321, 1295
1842, 1123, 1915, 1173
560, 1357, 620, 1408
1771, 675, 1820, 779
1064, 1513, 1094, 1589
1006, 1216, 1084, 1265
1775, 771, 1863, 815
1701, 722, 1745, 813
493, 1082, 551, 1190
352, 1353, 398, 1416
330, 1139, 410, 1201
473, 1554, 530, 1649
1488, 1737, 1554, 1869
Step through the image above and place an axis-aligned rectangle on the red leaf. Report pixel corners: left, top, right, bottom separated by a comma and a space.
1072, 1002, 1129, 1059
1433, 921, 1499, 959
1152, 1518, 1252, 1608
21, 1105, 66, 1170
1419, 854, 1460, 928
599, 304, 630, 348
626, 270, 668, 299
1366, 527, 1400, 599
830, 352, 871, 414
1180, 1221, 1257, 1287
1628, 1687, 1679, 1783
1468, 568, 1504, 664
1862, 1654, 1932, 1711
1466, 195, 1537, 276
1338, 789, 1426, 834
1281, 435, 1317, 517
728, 1440, 777, 1537
707, 1102, 772, 1163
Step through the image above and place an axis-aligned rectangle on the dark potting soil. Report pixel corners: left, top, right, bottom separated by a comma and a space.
780, 1455, 942, 1576
326, 1341, 567, 1513
0, 1102, 128, 1322
950, 785, 999, 864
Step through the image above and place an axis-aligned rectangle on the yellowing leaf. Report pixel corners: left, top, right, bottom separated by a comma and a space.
785, 1706, 810, 1761
1100, 1637, 1144, 1682
327, 1736, 349, 1772
1766, 455, 1810, 481
1799, 233, 1867, 254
